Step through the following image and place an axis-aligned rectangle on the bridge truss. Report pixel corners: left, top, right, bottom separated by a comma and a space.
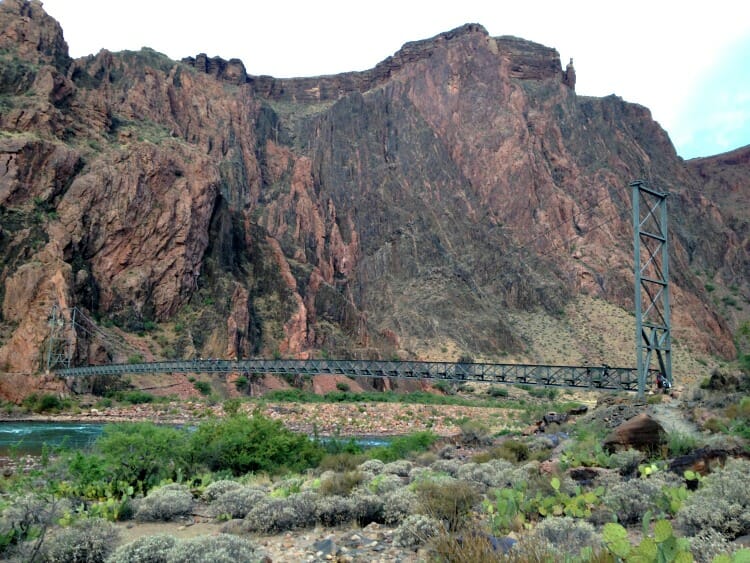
56, 358, 655, 391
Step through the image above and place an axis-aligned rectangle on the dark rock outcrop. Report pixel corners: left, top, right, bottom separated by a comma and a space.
603, 413, 666, 453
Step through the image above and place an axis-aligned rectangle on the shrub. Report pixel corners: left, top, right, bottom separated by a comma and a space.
335, 382, 350, 392
608, 448, 644, 475
487, 386, 509, 398
456, 461, 511, 490
319, 471, 364, 497
210, 487, 266, 519
117, 390, 155, 404
382, 460, 413, 477
367, 473, 404, 494
24, 393, 65, 413
244, 491, 317, 533
350, 491, 384, 525
107, 533, 177, 563
357, 459, 385, 475
676, 458, 750, 539
164, 534, 261, 563
318, 452, 368, 472
201, 480, 242, 502
43, 517, 119, 563
381, 488, 417, 525
135, 485, 193, 522
193, 381, 211, 396
393, 514, 443, 549
601, 476, 664, 526
531, 516, 603, 556
689, 528, 736, 563
95, 423, 191, 492
192, 413, 324, 476
414, 479, 479, 532
458, 420, 493, 447
429, 459, 461, 477
315, 495, 357, 527
668, 431, 699, 456
0, 494, 69, 558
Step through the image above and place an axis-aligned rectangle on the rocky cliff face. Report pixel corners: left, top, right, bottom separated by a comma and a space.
0, 1, 747, 396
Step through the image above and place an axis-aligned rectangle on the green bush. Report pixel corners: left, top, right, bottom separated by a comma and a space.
95, 422, 192, 492
193, 381, 211, 396
487, 386, 509, 398
191, 413, 324, 476
42, 517, 119, 563
22, 393, 68, 413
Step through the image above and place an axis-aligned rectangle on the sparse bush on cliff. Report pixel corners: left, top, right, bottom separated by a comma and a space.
43, 517, 119, 563
135, 484, 193, 522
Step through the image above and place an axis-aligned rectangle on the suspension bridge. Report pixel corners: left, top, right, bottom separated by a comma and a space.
45, 181, 672, 396
47, 304, 656, 392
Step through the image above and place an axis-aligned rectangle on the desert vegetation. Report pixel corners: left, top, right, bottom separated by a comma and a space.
1, 377, 749, 562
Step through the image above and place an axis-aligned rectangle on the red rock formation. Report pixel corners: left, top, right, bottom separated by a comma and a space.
0, 3, 747, 400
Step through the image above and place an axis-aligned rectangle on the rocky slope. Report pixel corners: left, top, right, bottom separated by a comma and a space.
0, 0, 747, 398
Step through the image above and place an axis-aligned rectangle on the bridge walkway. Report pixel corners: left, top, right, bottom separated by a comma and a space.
56, 359, 655, 392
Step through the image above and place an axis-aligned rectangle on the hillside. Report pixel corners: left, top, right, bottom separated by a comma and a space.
0, 0, 748, 399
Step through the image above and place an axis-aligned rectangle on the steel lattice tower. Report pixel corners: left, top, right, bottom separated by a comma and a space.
631, 180, 672, 397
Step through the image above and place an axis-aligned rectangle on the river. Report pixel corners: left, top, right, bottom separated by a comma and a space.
0, 421, 390, 458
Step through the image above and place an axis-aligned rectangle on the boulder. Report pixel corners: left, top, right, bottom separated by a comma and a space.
603, 413, 666, 453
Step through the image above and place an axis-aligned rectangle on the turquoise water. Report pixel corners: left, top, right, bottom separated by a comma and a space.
0, 421, 390, 457
0, 421, 104, 456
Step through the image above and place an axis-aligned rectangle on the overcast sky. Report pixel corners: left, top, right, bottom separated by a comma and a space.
42, 0, 750, 159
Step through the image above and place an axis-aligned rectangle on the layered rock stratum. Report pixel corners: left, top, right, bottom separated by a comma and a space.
0, 0, 748, 399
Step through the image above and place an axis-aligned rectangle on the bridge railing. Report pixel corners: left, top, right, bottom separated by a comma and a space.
55, 359, 654, 391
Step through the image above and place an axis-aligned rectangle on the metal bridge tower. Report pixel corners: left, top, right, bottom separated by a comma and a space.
631, 180, 672, 397
45, 305, 76, 373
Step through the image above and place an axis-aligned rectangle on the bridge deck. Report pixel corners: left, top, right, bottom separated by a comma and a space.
55, 359, 654, 391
